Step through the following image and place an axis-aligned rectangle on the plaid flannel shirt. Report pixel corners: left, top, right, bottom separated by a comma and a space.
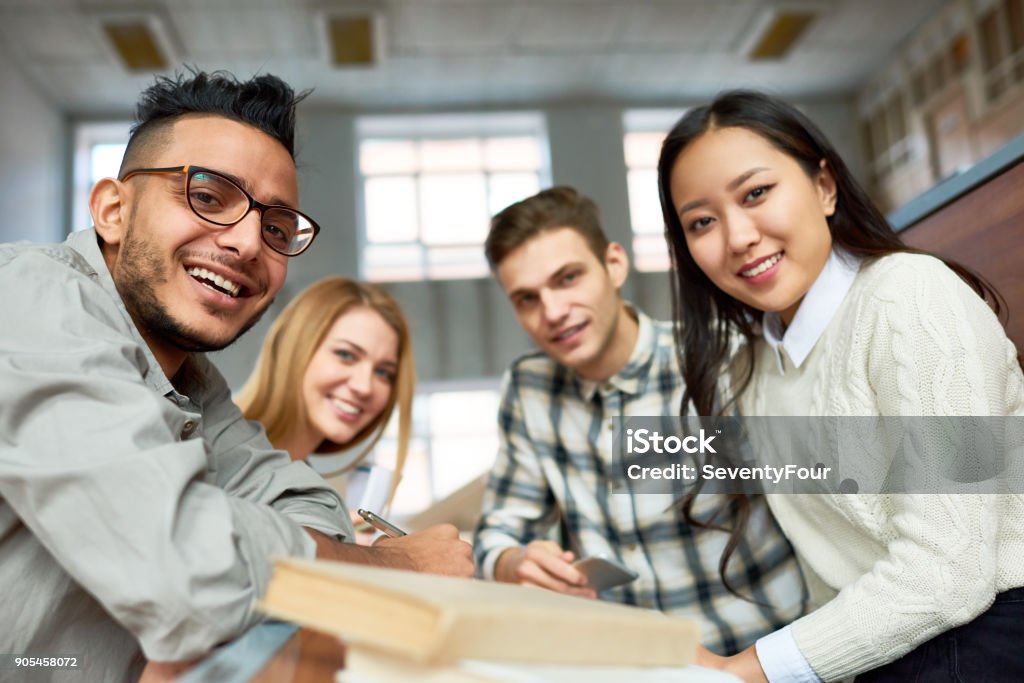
473, 308, 807, 654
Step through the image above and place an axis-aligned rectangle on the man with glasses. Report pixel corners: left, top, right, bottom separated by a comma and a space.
0, 70, 472, 682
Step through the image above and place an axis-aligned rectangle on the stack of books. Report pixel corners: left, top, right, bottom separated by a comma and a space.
259, 557, 739, 682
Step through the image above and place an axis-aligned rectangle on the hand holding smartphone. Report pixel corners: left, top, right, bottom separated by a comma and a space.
572, 555, 638, 591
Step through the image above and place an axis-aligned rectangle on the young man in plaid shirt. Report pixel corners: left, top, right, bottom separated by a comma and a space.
473, 186, 806, 654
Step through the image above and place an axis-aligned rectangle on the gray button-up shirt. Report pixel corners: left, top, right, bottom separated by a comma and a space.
0, 230, 352, 682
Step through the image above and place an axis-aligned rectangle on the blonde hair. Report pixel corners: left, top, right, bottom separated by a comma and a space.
236, 277, 415, 503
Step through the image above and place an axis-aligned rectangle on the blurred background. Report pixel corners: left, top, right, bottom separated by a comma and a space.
3, 0, 1022, 523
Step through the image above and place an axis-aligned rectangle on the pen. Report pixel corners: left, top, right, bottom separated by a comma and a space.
357, 508, 407, 538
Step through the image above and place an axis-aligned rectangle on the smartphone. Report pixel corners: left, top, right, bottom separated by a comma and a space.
357, 509, 407, 538
572, 555, 639, 591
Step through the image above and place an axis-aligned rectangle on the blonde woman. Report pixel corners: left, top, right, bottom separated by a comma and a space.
237, 277, 415, 515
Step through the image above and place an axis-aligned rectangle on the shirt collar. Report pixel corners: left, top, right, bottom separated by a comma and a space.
578, 305, 655, 401
762, 248, 860, 374
66, 228, 177, 396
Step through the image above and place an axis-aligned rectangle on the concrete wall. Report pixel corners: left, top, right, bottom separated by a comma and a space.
0, 47, 63, 244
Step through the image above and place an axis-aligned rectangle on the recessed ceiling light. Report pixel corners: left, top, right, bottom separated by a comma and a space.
102, 21, 168, 71
315, 5, 386, 68
738, 3, 823, 61
750, 11, 815, 60
86, 6, 181, 73
328, 15, 376, 66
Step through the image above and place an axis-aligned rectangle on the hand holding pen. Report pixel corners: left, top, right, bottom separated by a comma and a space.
357, 508, 407, 538
355, 510, 475, 577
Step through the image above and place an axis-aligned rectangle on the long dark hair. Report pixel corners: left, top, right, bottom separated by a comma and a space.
657, 90, 1003, 597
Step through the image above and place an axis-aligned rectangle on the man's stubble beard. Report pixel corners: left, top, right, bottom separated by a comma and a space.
115, 216, 271, 353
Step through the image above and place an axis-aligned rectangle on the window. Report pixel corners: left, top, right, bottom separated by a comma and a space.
310, 381, 502, 518
72, 122, 131, 232
977, 0, 1024, 101
861, 92, 912, 182
622, 109, 686, 272
357, 113, 549, 282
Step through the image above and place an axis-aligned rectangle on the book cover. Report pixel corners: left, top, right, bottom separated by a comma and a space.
259, 557, 699, 667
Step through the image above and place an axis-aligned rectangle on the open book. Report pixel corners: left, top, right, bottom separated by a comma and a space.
259, 557, 700, 667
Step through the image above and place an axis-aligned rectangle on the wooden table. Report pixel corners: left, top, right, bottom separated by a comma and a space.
178, 622, 344, 683
249, 629, 344, 682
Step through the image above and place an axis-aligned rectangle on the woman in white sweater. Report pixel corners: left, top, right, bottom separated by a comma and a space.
656, 90, 1024, 682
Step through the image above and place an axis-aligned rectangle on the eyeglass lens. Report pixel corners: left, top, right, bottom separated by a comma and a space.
188, 170, 314, 255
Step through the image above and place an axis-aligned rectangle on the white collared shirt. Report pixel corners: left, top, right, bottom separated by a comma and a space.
762, 249, 861, 375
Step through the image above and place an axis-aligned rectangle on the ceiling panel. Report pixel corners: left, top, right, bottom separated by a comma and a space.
614, 0, 760, 50
514, 1, 631, 50
391, 0, 523, 55
0, 11, 106, 62
0, 0, 951, 114
176, 9, 319, 60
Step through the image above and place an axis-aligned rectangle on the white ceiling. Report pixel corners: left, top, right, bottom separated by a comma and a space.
0, 0, 947, 115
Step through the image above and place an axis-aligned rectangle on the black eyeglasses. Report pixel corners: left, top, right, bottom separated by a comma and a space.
119, 165, 320, 257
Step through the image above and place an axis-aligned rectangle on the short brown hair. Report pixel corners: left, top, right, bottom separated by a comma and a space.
485, 186, 609, 269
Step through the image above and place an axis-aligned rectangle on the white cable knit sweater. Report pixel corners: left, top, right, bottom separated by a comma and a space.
739, 252, 1024, 681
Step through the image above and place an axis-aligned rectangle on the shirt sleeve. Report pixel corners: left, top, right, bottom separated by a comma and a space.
788, 256, 1024, 681
194, 357, 353, 541
755, 626, 821, 682
0, 252, 346, 662
472, 367, 560, 579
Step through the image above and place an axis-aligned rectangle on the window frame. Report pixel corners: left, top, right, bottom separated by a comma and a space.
71, 121, 132, 233
621, 108, 687, 273
355, 112, 551, 282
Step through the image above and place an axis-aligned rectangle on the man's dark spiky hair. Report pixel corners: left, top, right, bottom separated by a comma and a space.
121, 68, 310, 173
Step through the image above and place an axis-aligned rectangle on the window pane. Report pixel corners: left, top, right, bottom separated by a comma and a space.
420, 139, 483, 172
887, 96, 907, 144
364, 244, 425, 282
427, 390, 500, 497
488, 172, 540, 216
420, 174, 488, 245
979, 10, 1003, 73
387, 441, 433, 516
624, 121, 674, 274
925, 55, 946, 97
360, 140, 417, 174
363, 386, 501, 516
365, 176, 418, 243
358, 114, 549, 282
627, 169, 663, 236
483, 136, 541, 171
623, 131, 664, 168
426, 246, 490, 280
430, 436, 498, 499
1009, 0, 1024, 54
429, 391, 499, 434
910, 69, 926, 105
91, 143, 126, 182
633, 233, 671, 273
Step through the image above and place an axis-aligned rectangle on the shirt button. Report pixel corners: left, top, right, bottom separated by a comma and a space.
181, 420, 197, 438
